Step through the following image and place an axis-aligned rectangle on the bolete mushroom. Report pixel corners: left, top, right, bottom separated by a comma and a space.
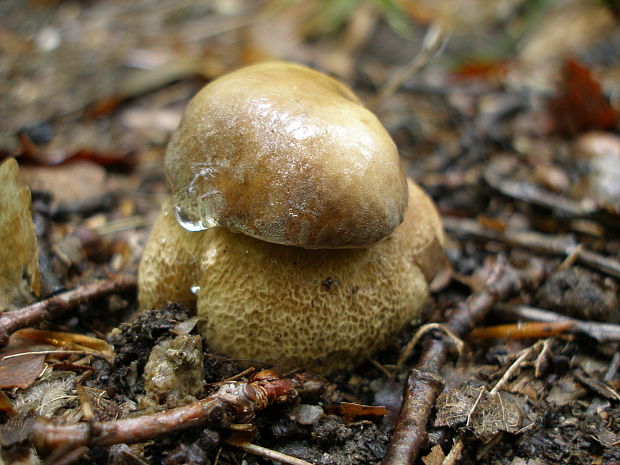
139, 62, 444, 373
165, 61, 407, 248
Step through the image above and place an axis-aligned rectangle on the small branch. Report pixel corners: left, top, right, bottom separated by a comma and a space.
225, 439, 314, 465
489, 341, 542, 396
0, 275, 136, 347
32, 377, 298, 456
369, 22, 448, 108
443, 216, 620, 279
483, 168, 599, 218
398, 323, 464, 369
380, 369, 443, 465
494, 303, 620, 342
381, 258, 547, 465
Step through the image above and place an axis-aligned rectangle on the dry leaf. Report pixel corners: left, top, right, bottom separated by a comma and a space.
16, 328, 114, 359
422, 444, 446, 465
79, 386, 121, 422
0, 390, 15, 414
325, 402, 390, 423
547, 59, 618, 135
0, 334, 50, 390
435, 384, 523, 443
19, 160, 109, 208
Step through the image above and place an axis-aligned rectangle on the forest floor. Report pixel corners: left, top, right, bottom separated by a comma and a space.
0, 1, 619, 464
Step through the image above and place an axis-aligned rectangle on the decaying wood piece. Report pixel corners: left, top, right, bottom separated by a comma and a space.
381, 258, 547, 465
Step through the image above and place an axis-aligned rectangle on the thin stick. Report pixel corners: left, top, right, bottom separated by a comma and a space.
225, 440, 314, 465
489, 342, 542, 395
494, 303, 620, 342
535, 338, 554, 378
483, 169, 599, 217
381, 368, 443, 465
398, 323, 464, 368
443, 216, 620, 279
2, 350, 110, 361
369, 22, 448, 108
0, 275, 136, 347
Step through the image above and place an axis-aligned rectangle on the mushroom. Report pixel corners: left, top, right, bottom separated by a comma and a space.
164, 61, 407, 248
139, 62, 444, 373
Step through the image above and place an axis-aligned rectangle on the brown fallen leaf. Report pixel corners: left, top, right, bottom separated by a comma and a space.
325, 402, 389, 423
0, 390, 15, 414
0, 334, 50, 389
19, 159, 126, 216
421, 444, 446, 465
547, 59, 618, 136
16, 328, 113, 359
17, 131, 132, 168
434, 384, 523, 443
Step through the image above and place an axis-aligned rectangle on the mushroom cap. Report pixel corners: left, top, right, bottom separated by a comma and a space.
139, 179, 444, 374
165, 61, 408, 249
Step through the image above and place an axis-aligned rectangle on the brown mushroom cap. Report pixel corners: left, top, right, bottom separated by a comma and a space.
139, 179, 444, 374
165, 61, 407, 249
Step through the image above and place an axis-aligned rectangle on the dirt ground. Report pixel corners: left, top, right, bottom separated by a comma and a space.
0, 1, 619, 464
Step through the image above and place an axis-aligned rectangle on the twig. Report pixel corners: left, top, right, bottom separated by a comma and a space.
369, 22, 449, 108
32, 376, 299, 455
489, 341, 543, 395
483, 167, 620, 230
483, 168, 599, 217
494, 303, 620, 342
0, 275, 136, 347
604, 352, 620, 382
225, 439, 314, 465
45, 446, 89, 465
535, 338, 553, 378
442, 216, 620, 279
381, 258, 547, 465
397, 323, 464, 369
381, 368, 443, 465
368, 358, 394, 379
92, 216, 148, 235
2, 350, 110, 362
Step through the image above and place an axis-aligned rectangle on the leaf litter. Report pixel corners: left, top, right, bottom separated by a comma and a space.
0, 1, 620, 464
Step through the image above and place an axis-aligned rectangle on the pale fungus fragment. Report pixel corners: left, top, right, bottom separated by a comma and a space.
139, 61, 445, 373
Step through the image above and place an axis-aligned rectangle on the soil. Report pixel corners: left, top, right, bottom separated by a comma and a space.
0, 1, 619, 464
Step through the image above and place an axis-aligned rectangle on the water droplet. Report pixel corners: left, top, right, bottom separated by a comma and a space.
174, 204, 207, 231
190, 285, 201, 295
173, 204, 218, 232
